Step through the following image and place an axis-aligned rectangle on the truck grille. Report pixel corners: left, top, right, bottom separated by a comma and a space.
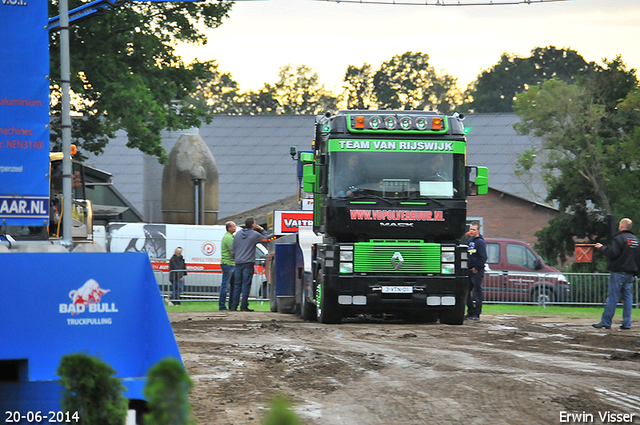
354, 241, 440, 273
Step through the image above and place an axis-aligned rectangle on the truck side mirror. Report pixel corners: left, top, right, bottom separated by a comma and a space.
467, 166, 489, 196
303, 164, 315, 193
300, 152, 316, 193
299, 152, 314, 164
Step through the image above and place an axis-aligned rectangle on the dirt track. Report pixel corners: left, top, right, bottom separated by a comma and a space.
170, 311, 640, 425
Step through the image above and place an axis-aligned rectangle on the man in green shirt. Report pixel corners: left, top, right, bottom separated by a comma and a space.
219, 221, 236, 311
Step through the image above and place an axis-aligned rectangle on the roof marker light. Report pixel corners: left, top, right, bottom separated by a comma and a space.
355, 116, 365, 129
432, 117, 443, 130
384, 116, 397, 130
400, 117, 412, 130
415, 117, 428, 130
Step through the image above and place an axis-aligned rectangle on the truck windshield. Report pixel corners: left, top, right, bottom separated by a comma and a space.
329, 151, 465, 199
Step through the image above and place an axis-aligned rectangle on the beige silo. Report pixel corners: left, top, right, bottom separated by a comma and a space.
162, 133, 219, 224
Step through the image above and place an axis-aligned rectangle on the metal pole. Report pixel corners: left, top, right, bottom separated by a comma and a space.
194, 179, 200, 225
59, 0, 73, 246
200, 180, 205, 225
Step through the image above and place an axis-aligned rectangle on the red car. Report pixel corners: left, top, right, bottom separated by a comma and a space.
481, 238, 570, 303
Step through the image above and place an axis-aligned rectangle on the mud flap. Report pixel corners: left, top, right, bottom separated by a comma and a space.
439, 287, 469, 325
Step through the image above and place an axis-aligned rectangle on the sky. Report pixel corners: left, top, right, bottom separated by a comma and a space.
176, 0, 640, 95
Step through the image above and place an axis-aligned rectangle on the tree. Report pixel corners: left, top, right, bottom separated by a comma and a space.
466, 46, 591, 113
144, 357, 195, 425
237, 85, 281, 115
513, 57, 640, 264
372, 51, 459, 113
273, 64, 338, 114
342, 63, 376, 109
57, 353, 128, 425
186, 61, 242, 114
235, 65, 337, 115
48, 1, 233, 163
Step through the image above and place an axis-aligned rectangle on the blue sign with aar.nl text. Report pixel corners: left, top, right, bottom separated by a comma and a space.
0, 1, 50, 226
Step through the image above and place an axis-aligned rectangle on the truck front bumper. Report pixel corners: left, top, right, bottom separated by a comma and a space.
332, 274, 468, 313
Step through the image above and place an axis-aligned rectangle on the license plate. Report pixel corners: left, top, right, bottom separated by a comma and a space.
382, 286, 413, 294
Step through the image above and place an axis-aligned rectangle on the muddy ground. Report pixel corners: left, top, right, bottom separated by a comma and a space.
170, 311, 640, 425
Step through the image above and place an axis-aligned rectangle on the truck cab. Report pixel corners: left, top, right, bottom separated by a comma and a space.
299, 110, 489, 324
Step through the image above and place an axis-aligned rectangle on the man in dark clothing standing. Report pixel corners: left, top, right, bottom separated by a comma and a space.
169, 246, 187, 306
593, 218, 639, 330
230, 217, 268, 312
466, 221, 487, 321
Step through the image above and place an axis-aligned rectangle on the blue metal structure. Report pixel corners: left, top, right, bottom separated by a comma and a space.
48, 0, 123, 31
274, 243, 297, 313
47, 0, 206, 31
269, 238, 307, 314
0, 253, 182, 411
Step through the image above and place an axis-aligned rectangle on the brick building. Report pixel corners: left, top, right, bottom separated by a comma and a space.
468, 189, 557, 246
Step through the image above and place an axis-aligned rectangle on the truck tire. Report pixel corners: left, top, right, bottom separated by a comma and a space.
315, 269, 341, 324
439, 288, 467, 325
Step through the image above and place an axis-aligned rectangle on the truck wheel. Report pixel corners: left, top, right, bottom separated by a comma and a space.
315, 270, 341, 324
439, 289, 467, 325
269, 259, 277, 312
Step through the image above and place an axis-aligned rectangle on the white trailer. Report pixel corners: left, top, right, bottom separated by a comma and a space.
100, 222, 267, 301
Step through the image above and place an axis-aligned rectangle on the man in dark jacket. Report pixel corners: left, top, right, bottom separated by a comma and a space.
230, 217, 268, 312
466, 221, 487, 321
169, 246, 187, 306
593, 218, 639, 330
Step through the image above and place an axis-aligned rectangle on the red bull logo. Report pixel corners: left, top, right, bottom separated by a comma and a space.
59, 279, 118, 315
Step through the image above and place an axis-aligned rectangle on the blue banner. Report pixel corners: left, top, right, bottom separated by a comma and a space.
0, 253, 182, 410
0, 1, 50, 226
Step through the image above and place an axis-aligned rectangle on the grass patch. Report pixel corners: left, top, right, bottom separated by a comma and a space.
166, 300, 272, 312
166, 300, 609, 320
482, 304, 605, 320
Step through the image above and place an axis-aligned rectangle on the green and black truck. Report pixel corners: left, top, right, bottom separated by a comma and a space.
296, 110, 488, 325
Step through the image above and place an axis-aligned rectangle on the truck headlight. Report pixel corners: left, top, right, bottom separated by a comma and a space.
340, 263, 353, 274
340, 251, 354, 261
441, 252, 455, 263
441, 263, 455, 275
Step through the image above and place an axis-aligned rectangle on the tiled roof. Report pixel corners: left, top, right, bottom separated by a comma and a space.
83, 131, 146, 208
465, 113, 549, 206
83, 113, 552, 223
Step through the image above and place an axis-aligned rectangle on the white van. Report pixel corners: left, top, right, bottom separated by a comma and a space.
100, 223, 267, 301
